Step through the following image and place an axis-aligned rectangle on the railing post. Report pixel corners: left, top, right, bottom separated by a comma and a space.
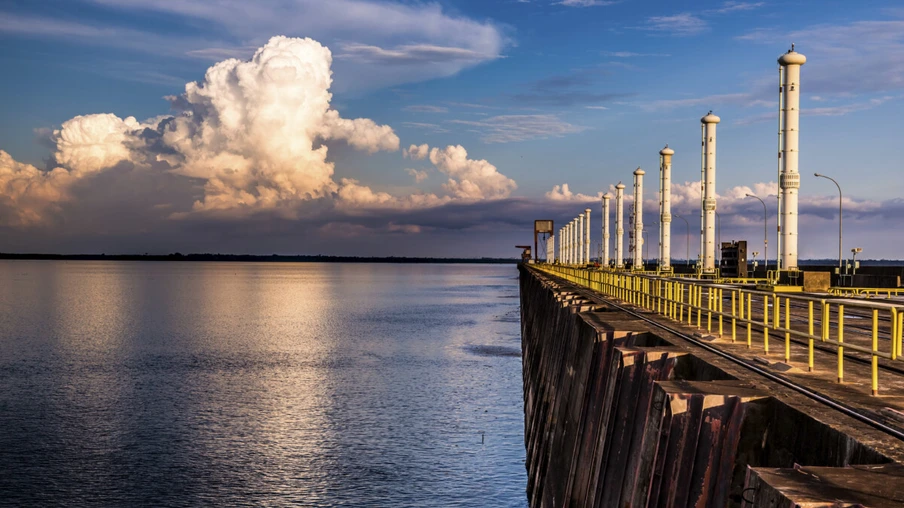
696, 285, 702, 328
718, 288, 724, 337
763, 295, 770, 354
746, 293, 752, 348
784, 297, 791, 363
897, 310, 903, 361
872, 308, 879, 396
731, 290, 737, 342
891, 308, 898, 361
808, 301, 814, 372
838, 304, 844, 384
773, 294, 779, 342
707, 287, 713, 333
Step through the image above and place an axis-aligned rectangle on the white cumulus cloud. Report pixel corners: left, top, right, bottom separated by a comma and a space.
0, 36, 518, 229
545, 183, 604, 202
403, 143, 430, 160
157, 36, 398, 214
429, 145, 517, 200
405, 168, 429, 183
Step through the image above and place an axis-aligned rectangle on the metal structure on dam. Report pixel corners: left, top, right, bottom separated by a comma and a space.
519, 47, 904, 507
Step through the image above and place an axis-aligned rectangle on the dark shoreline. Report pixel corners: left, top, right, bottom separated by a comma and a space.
0, 253, 519, 264
2, 253, 902, 266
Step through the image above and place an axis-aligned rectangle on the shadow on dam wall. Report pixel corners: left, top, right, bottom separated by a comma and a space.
518, 265, 904, 508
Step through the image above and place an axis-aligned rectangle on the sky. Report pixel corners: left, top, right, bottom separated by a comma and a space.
1, 0, 902, 259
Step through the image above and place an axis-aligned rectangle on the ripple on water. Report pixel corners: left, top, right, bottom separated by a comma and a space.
0, 261, 528, 507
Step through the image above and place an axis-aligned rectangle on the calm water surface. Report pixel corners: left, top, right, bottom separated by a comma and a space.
0, 261, 526, 507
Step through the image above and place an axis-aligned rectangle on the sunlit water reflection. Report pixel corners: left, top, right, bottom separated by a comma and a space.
0, 261, 526, 507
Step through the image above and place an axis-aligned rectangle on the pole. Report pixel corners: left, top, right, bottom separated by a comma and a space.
747, 194, 768, 273
815, 173, 843, 269
715, 211, 721, 266
675, 214, 690, 267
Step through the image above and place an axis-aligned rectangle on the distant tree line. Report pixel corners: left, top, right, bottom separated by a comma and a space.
0, 252, 519, 264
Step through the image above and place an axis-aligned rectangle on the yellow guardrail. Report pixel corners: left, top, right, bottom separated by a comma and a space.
717, 277, 771, 285
828, 287, 904, 298
536, 264, 904, 396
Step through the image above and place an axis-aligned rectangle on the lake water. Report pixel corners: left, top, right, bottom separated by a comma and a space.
0, 261, 527, 507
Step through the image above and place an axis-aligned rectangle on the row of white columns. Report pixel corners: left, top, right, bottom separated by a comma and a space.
556, 46, 805, 272
557, 210, 592, 265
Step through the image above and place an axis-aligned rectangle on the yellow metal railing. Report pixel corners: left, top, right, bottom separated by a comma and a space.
828, 287, 904, 298
536, 264, 904, 396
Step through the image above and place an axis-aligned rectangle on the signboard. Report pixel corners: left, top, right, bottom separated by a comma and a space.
534, 220, 554, 262
534, 220, 554, 234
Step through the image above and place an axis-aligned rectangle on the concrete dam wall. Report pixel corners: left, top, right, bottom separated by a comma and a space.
519, 266, 904, 507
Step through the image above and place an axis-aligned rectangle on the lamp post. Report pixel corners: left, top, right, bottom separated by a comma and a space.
674, 214, 690, 267
642, 230, 648, 267
650, 221, 659, 269
715, 211, 722, 265
814, 173, 843, 269
746, 194, 768, 273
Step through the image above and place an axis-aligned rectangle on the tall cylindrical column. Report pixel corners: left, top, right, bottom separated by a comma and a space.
779, 47, 806, 270
633, 168, 645, 269
659, 146, 674, 271
565, 223, 571, 264
615, 183, 625, 269
563, 225, 567, 264
570, 220, 576, 264
602, 194, 611, 267
584, 208, 591, 265
561, 227, 565, 263
577, 214, 584, 265
701, 112, 720, 273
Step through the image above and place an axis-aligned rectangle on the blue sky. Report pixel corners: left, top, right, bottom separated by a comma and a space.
1, 0, 902, 258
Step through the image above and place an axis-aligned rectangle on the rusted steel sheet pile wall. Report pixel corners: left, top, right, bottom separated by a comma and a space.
519, 266, 898, 507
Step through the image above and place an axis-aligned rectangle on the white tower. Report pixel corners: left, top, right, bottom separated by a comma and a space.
571, 220, 576, 264
701, 112, 720, 274
577, 214, 584, 265
659, 146, 674, 272
633, 168, 645, 269
779, 46, 806, 271
562, 224, 567, 264
615, 183, 626, 269
602, 194, 611, 267
565, 222, 571, 264
584, 208, 591, 265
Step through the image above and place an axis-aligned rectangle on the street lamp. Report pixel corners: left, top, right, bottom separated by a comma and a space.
650, 221, 659, 269
814, 173, 843, 269
673, 214, 690, 267
745, 194, 768, 273
642, 230, 648, 267
715, 211, 722, 264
